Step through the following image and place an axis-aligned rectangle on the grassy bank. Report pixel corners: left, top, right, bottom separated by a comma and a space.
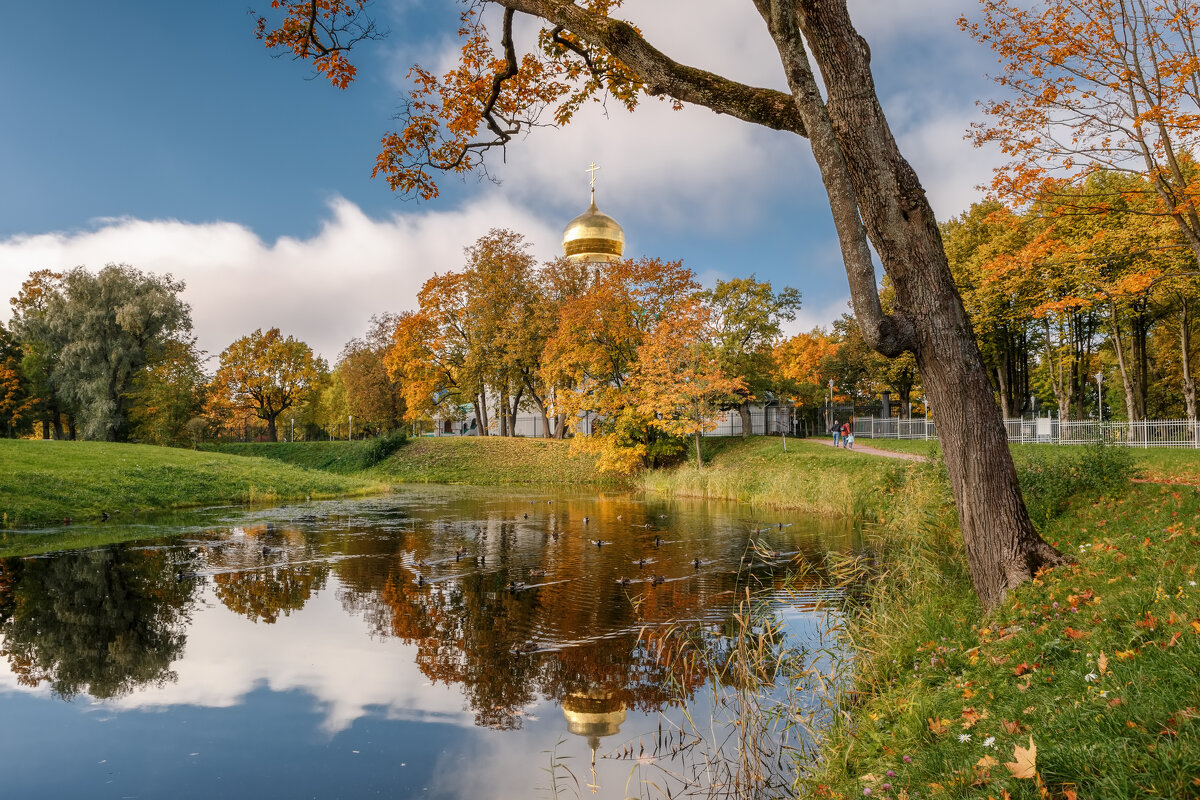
645, 436, 1200, 797
640, 437, 954, 533
202, 432, 406, 474
371, 435, 621, 486
0, 439, 384, 529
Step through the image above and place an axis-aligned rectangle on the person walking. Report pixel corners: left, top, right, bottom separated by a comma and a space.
840, 420, 851, 448
830, 419, 841, 447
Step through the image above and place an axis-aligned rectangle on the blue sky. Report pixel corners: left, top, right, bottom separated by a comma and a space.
0, 0, 1003, 361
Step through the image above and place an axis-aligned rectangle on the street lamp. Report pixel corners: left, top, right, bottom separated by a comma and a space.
827, 378, 834, 429
1095, 372, 1104, 423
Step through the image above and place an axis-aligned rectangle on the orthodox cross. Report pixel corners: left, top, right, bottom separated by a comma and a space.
586, 161, 600, 201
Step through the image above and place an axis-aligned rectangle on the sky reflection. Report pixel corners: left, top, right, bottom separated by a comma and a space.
0, 488, 858, 798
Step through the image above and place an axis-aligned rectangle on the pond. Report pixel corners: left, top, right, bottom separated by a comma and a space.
0, 487, 862, 799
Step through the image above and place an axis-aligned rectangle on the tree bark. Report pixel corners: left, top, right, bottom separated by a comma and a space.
738, 401, 752, 437
1181, 297, 1197, 423
694, 430, 703, 468
265, 415, 278, 442
755, 0, 1066, 610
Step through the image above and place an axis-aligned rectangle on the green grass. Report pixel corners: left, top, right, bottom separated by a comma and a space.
202, 431, 407, 474
795, 445, 1200, 798
641, 437, 954, 533
371, 435, 623, 486
0, 439, 384, 529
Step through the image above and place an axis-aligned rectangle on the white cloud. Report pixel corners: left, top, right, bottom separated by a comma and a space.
0, 196, 559, 363
0, 585, 472, 736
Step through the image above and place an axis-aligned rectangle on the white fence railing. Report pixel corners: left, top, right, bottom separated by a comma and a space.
854, 416, 1200, 448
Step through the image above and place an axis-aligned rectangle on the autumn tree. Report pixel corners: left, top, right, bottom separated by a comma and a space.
966, 0, 1200, 420
338, 313, 406, 434
126, 337, 207, 445
259, 0, 1069, 609
0, 322, 30, 438
775, 327, 838, 430
8, 271, 76, 439
701, 277, 801, 437
943, 203, 1040, 419
213, 328, 324, 442
631, 298, 746, 467
543, 256, 700, 472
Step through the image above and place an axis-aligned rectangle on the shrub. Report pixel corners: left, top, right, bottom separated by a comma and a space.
1014, 443, 1137, 524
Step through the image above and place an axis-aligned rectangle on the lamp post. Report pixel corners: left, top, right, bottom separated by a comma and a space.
1095, 372, 1103, 424
290, 418, 294, 443
827, 378, 834, 430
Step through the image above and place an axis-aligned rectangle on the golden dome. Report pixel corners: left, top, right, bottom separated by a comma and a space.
562, 194, 625, 264
562, 689, 626, 747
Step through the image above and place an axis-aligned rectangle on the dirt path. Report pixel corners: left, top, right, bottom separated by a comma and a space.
817, 437, 928, 461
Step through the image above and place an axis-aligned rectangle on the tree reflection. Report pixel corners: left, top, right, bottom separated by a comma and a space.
209, 524, 330, 624
0, 547, 196, 699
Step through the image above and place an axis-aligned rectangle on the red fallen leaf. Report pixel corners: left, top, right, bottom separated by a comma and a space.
1138, 612, 1159, 630
1013, 662, 1033, 676
1168, 631, 1182, 647
1108, 698, 1123, 707
1063, 626, 1090, 639
1002, 719, 1024, 734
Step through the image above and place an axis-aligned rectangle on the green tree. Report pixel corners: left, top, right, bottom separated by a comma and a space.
126, 337, 208, 445
0, 547, 195, 700
30, 265, 192, 441
213, 328, 325, 442
701, 277, 801, 436
7, 270, 75, 439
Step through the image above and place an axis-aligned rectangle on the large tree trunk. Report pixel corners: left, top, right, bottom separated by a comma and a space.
265, 414, 278, 442
738, 401, 752, 437
758, 0, 1067, 611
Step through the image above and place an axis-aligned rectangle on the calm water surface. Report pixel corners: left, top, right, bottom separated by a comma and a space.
0, 487, 861, 799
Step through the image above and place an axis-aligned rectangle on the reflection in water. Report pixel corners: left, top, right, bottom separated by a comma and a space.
0, 547, 196, 700
0, 488, 860, 798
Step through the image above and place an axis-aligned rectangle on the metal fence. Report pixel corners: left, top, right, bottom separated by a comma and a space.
854, 415, 1200, 448
435, 406, 809, 438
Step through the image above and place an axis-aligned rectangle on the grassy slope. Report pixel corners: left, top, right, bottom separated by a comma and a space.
203, 436, 403, 474
641, 437, 951, 531
371, 435, 621, 486
645, 436, 1200, 797
0, 439, 383, 529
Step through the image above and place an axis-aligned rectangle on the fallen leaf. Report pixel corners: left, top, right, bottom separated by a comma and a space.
1017, 674, 1032, 692
1098, 651, 1108, 675
1191, 620, 1200, 635
1115, 649, 1137, 660
928, 717, 952, 735
1168, 632, 1182, 647
962, 707, 989, 729
1002, 719, 1023, 734
1108, 697, 1123, 707
1063, 626, 1090, 639
1004, 735, 1038, 779
977, 754, 999, 768
1013, 662, 1033, 676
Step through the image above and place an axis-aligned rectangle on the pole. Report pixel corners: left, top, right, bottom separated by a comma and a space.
349, 415, 353, 441
290, 418, 294, 443
1095, 372, 1103, 425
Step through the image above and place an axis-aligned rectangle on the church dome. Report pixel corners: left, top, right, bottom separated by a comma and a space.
562, 196, 625, 264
